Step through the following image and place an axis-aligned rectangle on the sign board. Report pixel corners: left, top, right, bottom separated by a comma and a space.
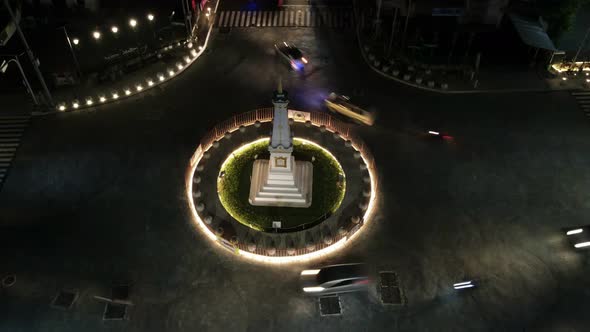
432, 8, 464, 17
288, 110, 310, 122
272, 221, 282, 229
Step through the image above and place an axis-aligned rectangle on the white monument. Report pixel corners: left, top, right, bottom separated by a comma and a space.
248, 81, 313, 208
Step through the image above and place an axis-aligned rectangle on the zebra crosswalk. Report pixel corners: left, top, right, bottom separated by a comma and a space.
0, 115, 30, 189
572, 90, 590, 118
215, 9, 354, 28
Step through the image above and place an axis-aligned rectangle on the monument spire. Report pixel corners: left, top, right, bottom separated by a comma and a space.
270, 78, 291, 150
248, 82, 313, 208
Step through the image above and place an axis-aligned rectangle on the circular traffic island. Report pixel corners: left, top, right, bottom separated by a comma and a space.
187, 109, 377, 263
217, 138, 346, 231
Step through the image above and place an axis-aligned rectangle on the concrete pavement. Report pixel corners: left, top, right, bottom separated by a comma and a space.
1, 16, 590, 332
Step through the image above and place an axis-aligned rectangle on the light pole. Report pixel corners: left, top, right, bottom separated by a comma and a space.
0, 54, 39, 105
59, 26, 82, 80
180, 0, 192, 38
573, 26, 590, 65
3, 0, 53, 107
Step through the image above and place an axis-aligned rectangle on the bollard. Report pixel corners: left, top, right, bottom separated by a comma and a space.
196, 203, 205, 212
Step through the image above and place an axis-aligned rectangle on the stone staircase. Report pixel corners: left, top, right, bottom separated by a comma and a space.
249, 158, 313, 207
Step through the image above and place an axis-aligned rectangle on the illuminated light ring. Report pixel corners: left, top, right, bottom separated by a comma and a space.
186, 121, 378, 264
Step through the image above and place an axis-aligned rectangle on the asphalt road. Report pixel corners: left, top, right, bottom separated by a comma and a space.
1, 8, 590, 332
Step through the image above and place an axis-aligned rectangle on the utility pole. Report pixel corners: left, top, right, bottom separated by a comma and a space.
401, 0, 412, 49
386, 7, 399, 57
60, 26, 81, 80
1, 54, 39, 105
3, 0, 53, 107
373, 0, 382, 40
180, 0, 192, 39
573, 26, 590, 64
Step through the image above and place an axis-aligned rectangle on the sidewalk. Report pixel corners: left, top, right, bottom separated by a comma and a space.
352, 0, 590, 94
34, 1, 219, 115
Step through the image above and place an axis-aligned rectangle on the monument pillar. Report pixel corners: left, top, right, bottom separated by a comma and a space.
248, 81, 313, 208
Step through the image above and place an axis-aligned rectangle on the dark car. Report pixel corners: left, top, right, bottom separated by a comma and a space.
300, 263, 370, 295
274, 41, 308, 71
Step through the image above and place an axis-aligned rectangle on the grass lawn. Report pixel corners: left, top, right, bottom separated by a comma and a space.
217, 138, 346, 231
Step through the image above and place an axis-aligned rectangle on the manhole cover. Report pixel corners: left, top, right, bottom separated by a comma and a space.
319, 296, 341, 316
379, 272, 404, 305
380, 271, 398, 288
103, 303, 127, 320
51, 289, 79, 310
1, 274, 16, 287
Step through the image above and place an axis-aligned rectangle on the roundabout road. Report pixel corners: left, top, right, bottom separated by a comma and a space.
1, 10, 590, 332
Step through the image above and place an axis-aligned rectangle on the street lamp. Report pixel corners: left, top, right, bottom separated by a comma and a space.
129, 18, 137, 28
92, 31, 101, 39
0, 54, 39, 105
3, 0, 53, 107
147, 13, 154, 21
59, 26, 82, 79
111, 26, 119, 34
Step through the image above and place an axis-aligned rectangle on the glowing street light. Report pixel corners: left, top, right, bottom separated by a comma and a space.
168, 69, 175, 77
158, 73, 165, 81
111, 26, 119, 33
147, 13, 154, 21
72, 38, 80, 45
124, 88, 131, 95
566, 228, 583, 235
99, 95, 106, 103
136, 84, 143, 91
147, 79, 154, 86
58, 104, 66, 111
176, 62, 183, 70
453, 280, 475, 290
72, 101, 80, 109
129, 18, 138, 28
86, 98, 93, 105
112, 92, 119, 99
92, 31, 101, 40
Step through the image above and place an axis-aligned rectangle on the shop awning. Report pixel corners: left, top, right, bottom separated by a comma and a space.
509, 13, 557, 51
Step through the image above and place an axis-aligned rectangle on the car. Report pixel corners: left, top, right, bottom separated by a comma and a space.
300, 263, 370, 296
565, 226, 590, 249
324, 93, 375, 126
274, 41, 308, 71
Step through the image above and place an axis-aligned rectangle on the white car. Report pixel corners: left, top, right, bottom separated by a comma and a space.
300, 263, 370, 296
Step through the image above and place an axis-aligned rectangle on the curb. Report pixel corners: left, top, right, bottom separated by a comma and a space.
351, 0, 577, 95
33, 0, 221, 117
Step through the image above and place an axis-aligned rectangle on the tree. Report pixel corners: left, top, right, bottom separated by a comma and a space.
536, 0, 590, 38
